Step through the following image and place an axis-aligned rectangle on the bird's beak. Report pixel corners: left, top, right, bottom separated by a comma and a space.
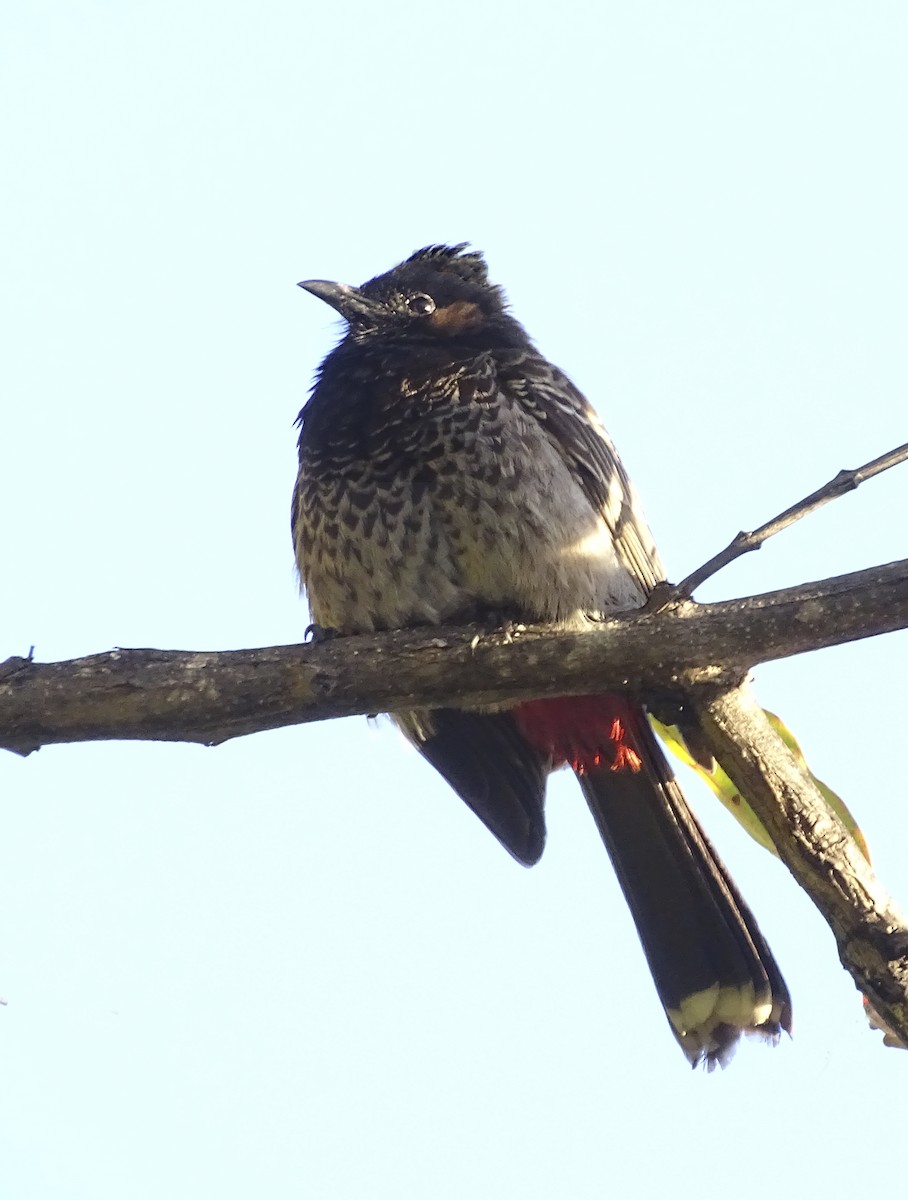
297, 279, 385, 325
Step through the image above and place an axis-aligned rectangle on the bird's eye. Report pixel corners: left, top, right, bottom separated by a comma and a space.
406, 293, 436, 316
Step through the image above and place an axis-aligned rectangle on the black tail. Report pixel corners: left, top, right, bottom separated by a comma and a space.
577, 706, 792, 1068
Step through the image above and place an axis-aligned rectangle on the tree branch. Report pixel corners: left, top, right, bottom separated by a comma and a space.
5, 558, 908, 1049
696, 687, 908, 1050
0, 558, 905, 755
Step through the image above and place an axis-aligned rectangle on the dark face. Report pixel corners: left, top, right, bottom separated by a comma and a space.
299, 244, 528, 352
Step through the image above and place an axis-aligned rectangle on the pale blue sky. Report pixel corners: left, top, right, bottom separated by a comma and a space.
3, 3, 908, 1197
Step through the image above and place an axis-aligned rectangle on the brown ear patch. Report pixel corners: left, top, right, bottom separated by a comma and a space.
428, 300, 484, 335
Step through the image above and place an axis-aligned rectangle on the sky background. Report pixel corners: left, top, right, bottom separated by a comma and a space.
3, 2, 908, 1196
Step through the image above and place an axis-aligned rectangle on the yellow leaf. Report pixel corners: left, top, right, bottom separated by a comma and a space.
651, 709, 870, 862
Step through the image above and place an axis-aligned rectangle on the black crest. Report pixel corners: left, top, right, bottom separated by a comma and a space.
405, 244, 490, 286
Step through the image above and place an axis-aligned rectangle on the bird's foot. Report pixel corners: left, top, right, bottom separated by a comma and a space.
468, 607, 526, 651
304, 623, 340, 644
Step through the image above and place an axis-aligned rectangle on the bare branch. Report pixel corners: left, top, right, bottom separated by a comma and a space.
676, 441, 908, 596
2, 558, 906, 756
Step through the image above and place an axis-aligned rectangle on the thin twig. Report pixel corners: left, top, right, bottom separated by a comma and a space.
674, 441, 908, 597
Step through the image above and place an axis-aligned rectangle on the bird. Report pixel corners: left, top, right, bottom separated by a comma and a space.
292, 243, 792, 1068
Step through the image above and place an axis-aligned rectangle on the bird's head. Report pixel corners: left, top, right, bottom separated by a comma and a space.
298, 244, 527, 351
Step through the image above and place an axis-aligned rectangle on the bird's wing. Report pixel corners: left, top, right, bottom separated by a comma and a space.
503, 351, 666, 596
399, 708, 549, 866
